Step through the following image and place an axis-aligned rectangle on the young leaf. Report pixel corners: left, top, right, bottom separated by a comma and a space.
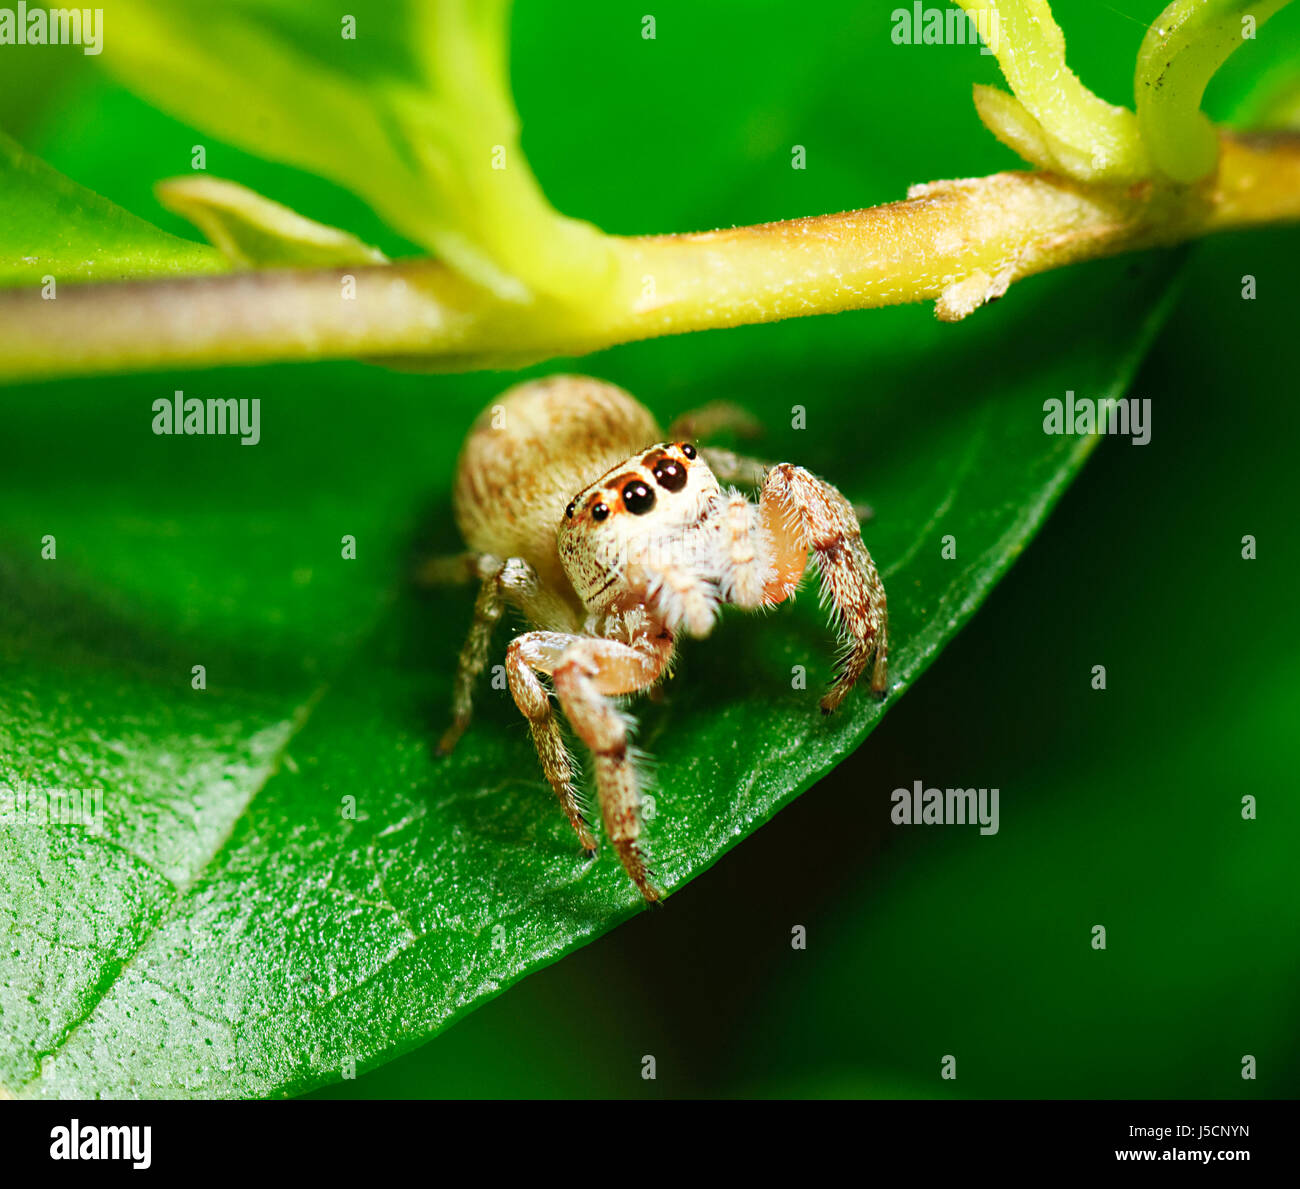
1135, 0, 1295, 182
954, 0, 1151, 181
0, 129, 223, 285
155, 177, 388, 269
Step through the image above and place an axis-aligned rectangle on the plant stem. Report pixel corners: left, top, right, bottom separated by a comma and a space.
608, 131, 1300, 332
1, 132, 1297, 384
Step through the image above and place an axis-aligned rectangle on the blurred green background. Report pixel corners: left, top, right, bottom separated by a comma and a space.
2, 1, 1296, 1097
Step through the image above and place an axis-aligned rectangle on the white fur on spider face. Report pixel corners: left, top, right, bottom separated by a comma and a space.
557, 442, 727, 616
563, 494, 781, 646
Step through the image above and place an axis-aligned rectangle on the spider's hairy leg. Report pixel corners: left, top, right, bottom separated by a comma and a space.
759, 464, 889, 710
554, 637, 669, 903
707, 449, 875, 522
667, 401, 764, 445
506, 631, 595, 853
513, 631, 670, 901
699, 446, 771, 490
415, 550, 481, 586
439, 555, 536, 755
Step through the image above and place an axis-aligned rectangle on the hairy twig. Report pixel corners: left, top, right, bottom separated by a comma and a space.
1, 132, 1297, 383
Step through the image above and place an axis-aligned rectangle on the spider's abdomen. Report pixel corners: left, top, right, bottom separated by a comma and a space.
453, 375, 662, 602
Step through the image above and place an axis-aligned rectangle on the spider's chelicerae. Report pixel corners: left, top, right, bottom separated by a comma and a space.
429, 375, 889, 901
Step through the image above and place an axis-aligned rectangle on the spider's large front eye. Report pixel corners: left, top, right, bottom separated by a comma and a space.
622, 481, 656, 515
652, 458, 687, 492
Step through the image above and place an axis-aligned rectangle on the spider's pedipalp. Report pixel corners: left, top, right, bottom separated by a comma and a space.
716, 488, 773, 608
630, 553, 720, 638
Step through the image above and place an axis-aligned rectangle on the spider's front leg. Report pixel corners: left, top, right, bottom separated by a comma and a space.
737, 464, 889, 711
506, 630, 594, 853
507, 631, 670, 901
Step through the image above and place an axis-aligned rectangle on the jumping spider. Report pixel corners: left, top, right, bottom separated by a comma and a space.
428, 375, 888, 901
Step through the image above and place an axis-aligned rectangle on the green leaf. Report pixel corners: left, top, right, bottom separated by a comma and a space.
154, 177, 388, 268
1, 0, 1292, 1098
0, 128, 224, 285
101, 0, 613, 298
0, 262, 1184, 1099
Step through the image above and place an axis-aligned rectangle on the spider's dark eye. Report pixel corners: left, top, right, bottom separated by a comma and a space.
622, 481, 656, 515
565, 500, 576, 519
680, 442, 697, 460
591, 502, 610, 522
652, 458, 687, 493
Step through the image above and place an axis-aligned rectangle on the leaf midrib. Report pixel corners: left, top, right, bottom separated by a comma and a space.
15, 681, 330, 1095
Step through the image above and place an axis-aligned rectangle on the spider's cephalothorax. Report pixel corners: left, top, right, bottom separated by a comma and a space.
430, 375, 889, 901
